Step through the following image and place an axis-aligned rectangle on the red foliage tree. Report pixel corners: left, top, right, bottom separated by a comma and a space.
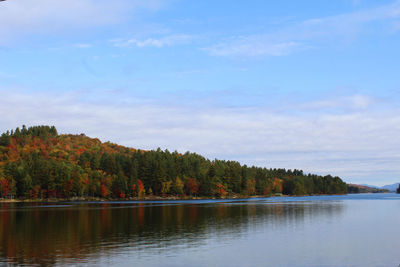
0, 178, 9, 197
185, 178, 199, 196
29, 185, 41, 199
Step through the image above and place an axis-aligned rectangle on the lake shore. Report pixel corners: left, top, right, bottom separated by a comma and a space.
0, 193, 360, 203
0, 194, 286, 203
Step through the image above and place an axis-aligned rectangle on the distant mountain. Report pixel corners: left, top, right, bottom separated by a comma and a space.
380, 183, 400, 192
347, 184, 390, 194
360, 184, 379, 189
359, 183, 399, 192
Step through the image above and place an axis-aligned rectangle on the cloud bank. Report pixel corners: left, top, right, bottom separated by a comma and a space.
0, 88, 399, 185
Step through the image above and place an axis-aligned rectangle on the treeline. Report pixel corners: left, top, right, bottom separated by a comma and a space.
347, 184, 389, 194
0, 126, 347, 199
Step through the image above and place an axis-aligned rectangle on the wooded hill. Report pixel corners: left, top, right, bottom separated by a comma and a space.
0, 126, 347, 199
347, 184, 390, 194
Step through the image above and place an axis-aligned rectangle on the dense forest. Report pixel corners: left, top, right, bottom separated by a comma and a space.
0, 126, 347, 200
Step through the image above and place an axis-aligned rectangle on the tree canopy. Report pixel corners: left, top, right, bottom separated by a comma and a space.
0, 125, 348, 199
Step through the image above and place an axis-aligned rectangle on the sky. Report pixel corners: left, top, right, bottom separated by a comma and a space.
0, 0, 400, 186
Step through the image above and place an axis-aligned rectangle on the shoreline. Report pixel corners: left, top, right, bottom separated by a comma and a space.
0, 195, 273, 203
0, 193, 365, 203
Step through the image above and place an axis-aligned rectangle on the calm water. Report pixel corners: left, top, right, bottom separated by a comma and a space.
0, 194, 399, 267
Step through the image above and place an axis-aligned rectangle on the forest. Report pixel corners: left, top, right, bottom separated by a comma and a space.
0, 126, 348, 200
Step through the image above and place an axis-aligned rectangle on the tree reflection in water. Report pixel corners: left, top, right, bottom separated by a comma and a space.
0, 200, 343, 266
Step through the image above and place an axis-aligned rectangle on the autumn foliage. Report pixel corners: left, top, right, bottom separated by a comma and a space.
0, 126, 348, 199
185, 178, 199, 196
215, 183, 227, 198
0, 178, 9, 197
137, 179, 145, 198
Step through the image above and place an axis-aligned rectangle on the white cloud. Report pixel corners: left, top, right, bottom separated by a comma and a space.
74, 44, 93, 49
0, 0, 165, 44
112, 34, 194, 48
205, 1, 400, 57
304, 94, 374, 111
1, 88, 399, 185
204, 40, 301, 57
350, 95, 373, 109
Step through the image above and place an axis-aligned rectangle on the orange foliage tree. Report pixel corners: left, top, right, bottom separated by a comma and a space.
137, 179, 145, 198
272, 178, 283, 193
215, 183, 227, 198
100, 184, 108, 198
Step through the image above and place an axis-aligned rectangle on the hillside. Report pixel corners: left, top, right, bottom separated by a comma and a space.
361, 183, 399, 192
0, 125, 348, 200
347, 184, 390, 194
380, 183, 400, 192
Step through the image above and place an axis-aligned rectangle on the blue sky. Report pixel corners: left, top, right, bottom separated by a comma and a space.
1, 0, 400, 185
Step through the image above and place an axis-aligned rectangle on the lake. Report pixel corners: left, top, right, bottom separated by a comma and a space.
0, 194, 399, 267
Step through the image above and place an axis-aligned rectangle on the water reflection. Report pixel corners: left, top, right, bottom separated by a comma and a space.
0, 199, 343, 266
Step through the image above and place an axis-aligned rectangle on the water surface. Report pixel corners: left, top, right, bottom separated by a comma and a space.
1, 194, 399, 266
